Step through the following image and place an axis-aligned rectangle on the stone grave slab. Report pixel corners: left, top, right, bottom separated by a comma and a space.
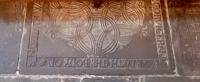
19, 0, 175, 75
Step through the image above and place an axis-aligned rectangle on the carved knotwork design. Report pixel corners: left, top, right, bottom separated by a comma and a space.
48, 0, 145, 57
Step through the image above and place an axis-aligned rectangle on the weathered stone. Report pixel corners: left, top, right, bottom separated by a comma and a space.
63, 77, 139, 82
0, 77, 60, 82
177, 0, 200, 75
0, 2, 25, 74
19, 0, 175, 75
81, 77, 139, 82
144, 77, 200, 82
63, 78, 80, 82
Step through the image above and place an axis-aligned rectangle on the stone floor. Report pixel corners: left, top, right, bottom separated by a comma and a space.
1, 0, 200, 82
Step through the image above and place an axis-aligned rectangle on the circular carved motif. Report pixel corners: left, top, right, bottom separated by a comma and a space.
49, 0, 145, 57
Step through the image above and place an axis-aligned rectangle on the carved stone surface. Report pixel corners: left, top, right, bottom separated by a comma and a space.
19, 0, 175, 75
0, 2, 25, 74
178, 0, 200, 75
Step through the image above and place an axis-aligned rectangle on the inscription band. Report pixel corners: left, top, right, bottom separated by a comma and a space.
151, 0, 169, 62
37, 58, 164, 69
27, 2, 43, 67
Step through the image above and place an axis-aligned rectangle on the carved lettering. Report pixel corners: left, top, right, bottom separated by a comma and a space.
151, 0, 168, 61
37, 58, 160, 69
54, 58, 63, 67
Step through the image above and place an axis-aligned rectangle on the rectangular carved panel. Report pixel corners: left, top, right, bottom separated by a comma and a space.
20, 0, 175, 75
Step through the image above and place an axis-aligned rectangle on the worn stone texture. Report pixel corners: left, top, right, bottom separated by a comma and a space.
144, 77, 200, 82
0, 0, 200, 80
166, 0, 200, 76
0, 77, 60, 82
63, 78, 80, 82
0, 2, 25, 74
63, 77, 139, 82
19, 0, 175, 75
81, 77, 139, 82
0, 76, 139, 82
167, 0, 184, 75
176, 0, 200, 76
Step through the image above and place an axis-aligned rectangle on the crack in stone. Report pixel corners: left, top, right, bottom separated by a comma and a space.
17, 3, 27, 74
